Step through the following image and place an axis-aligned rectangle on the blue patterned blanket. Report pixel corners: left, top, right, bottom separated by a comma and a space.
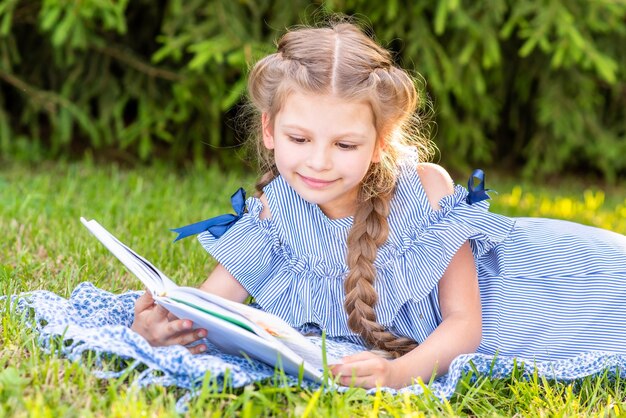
5, 282, 626, 406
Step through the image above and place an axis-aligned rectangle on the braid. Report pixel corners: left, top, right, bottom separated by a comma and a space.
344, 186, 418, 358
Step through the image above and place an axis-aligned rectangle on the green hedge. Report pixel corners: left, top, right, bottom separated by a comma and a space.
1, 1, 625, 180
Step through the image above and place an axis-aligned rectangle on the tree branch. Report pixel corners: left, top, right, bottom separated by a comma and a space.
93, 44, 183, 82
0, 70, 58, 113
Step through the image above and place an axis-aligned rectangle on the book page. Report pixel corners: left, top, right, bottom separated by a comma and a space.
158, 297, 325, 381
163, 287, 258, 333
80, 218, 177, 293
234, 304, 341, 367
173, 286, 341, 367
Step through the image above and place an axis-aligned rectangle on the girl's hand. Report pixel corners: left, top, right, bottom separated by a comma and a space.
130, 291, 208, 354
329, 351, 397, 388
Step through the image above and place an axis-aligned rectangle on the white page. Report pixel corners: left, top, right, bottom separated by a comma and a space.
164, 287, 262, 335
80, 218, 177, 293
170, 287, 340, 366
157, 297, 324, 381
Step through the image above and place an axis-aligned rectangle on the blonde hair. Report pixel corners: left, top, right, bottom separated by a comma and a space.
247, 19, 433, 358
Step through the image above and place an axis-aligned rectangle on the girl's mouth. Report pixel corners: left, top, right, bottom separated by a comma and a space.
298, 174, 336, 189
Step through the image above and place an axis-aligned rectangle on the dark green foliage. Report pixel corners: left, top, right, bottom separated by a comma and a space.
0, 1, 624, 180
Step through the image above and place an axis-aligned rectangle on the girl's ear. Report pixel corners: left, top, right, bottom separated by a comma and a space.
261, 112, 275, 150
371, 137, 385, 163
372, 147, 381, 163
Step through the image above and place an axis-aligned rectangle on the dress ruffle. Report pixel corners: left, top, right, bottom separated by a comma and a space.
199, 174, 515, 341
363, 184, 516, 331
198, 197, 279, 284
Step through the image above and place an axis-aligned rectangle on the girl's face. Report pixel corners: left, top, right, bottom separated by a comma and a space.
262, 90, 380, 219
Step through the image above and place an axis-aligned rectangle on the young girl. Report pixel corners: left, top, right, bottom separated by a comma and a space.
131, 21, 626, 389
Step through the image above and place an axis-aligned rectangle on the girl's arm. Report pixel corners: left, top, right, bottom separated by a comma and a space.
198, 263, 249, 301
331, 163, 482, 388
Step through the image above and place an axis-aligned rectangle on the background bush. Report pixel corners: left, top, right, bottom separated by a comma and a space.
0, 0, 624, 181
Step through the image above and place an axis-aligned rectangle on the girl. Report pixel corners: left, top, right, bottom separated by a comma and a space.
131, 21, 626, 389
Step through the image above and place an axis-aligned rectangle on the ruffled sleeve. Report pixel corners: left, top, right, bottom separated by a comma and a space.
197, 197, 282, 293
371, 183, 516, 332
427, 184, 515, 259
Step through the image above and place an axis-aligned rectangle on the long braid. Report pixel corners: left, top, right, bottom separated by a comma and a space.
344, 184, 419, 358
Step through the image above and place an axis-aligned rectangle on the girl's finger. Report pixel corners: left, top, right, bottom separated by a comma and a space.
188, 343, 207, 355
331, 358, 383, 381
166, 319, 193, 335
332, 359, 372, 377
174, 328, 207, 347
339, 374, 376, 388
134, 291, 155, 313
153, 303, 172, 319
341, 351, 377, 363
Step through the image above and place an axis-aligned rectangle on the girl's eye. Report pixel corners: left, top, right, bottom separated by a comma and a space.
337, 142, 358, 150
288, 136, 307, 144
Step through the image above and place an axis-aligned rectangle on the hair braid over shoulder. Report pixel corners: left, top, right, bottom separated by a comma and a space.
343, 173, 418, 358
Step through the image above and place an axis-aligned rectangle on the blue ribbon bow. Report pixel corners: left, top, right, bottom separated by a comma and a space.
171, 188, 246, 242
466, 169, 491, 205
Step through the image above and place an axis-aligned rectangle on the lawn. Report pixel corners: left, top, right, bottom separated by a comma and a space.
1, 160, 625, 416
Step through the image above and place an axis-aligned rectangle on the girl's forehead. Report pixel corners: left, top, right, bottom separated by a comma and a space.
276, 91, 375, 130
287, 89, 368, 105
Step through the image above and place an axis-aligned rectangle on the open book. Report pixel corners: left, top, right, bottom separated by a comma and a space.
80, 217, 339, 381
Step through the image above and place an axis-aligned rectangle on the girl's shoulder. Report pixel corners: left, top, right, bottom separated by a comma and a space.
257, 175, 296, 223
414, 163, 455, 211
257, 193, 272, 220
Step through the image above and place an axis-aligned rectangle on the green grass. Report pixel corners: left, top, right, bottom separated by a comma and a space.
1, 160, 625, 417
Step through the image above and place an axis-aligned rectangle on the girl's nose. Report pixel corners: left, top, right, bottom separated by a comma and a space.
306, 145, 332, 171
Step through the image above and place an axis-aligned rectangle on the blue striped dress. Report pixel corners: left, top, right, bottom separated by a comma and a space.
198, 165, 626, 361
